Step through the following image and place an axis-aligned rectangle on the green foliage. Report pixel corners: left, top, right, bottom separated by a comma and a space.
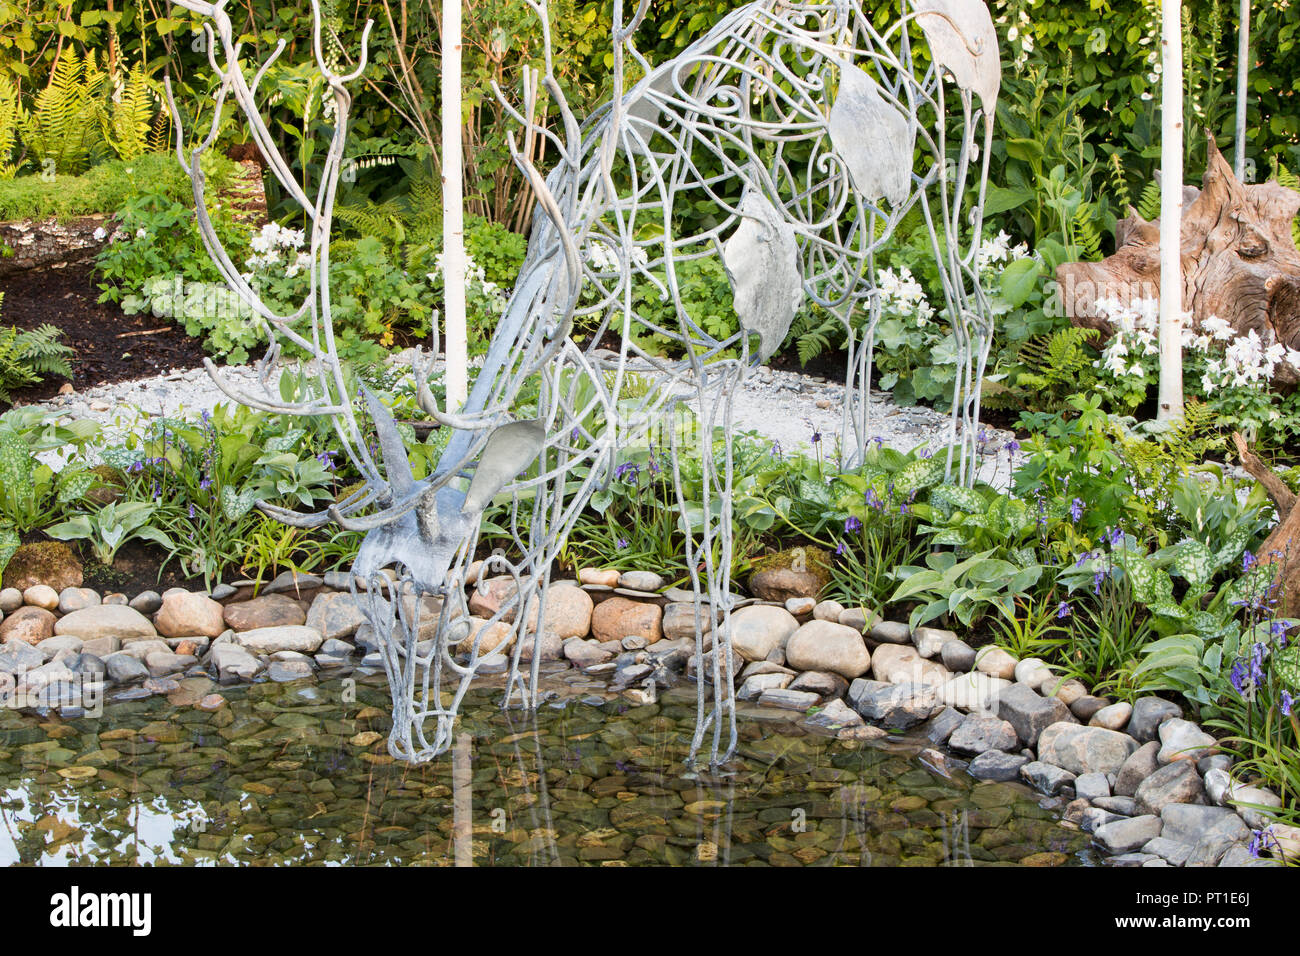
15, 49, 107, 174
991, 326, 1101, 413
889, 549, 1045, 630
0, 75, 17, 178
0, 309, 73, 402
45, 500, 174, 565
100, 62, 157, 162
0, 407, 99, 546
0, 151, 236, 222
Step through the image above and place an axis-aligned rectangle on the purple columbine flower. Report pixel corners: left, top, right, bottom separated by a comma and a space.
1070, 498, 1084, 523
1057, 601, 1071, 619
844, 516, 862, 533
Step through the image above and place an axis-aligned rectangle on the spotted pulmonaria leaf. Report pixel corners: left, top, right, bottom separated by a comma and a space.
1222, 564, 1282, 609
56, 468, 96, 506
931, 484, 985, 515
1213, 526, 1254, 569
98, 446, 141, 472
0, 525, 18, 578
1172, 539, 1215, 592
221, 486, 258, 520
1274, 647, 1300, 688
1114, 552, 1173, 605
1147, 601, 1190, 621
0, 430, 33, 507
892, 456, 946, 499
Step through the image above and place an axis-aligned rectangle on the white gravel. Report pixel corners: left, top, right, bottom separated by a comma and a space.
24, 357, 1026, 486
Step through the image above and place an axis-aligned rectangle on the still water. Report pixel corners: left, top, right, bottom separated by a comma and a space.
0, 669, 1097, 866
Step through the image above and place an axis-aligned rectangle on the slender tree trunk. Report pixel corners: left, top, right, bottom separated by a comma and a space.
1235, 0, 1251, 180
442, 0, 468, 411
1158, 0, 1185, 422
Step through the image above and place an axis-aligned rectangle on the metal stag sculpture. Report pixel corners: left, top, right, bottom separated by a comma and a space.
167, 0, 1000, 768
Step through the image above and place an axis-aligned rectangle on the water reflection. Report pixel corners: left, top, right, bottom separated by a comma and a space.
0, 675, 1096, 866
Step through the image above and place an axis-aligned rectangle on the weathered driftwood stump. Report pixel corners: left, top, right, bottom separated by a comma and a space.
1233, 433, 1300, 618
1057, 137, 1300, 384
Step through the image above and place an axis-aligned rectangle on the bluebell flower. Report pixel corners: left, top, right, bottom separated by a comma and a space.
864, 488, 883, 511
835, 540, 847, 557
1070, 498, 1084, 523
616, 537, 628, 549
1281, 691, 1293, 717
1004, 439, 1021, 455
1243, 550, 1257, 572
614, 461, 639, 483
844, 516, 862, 533
1057, 601, 1071, 619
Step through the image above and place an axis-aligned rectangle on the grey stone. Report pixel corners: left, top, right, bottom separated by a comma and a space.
1115, 741, 1162, 796
939, 639, 976, 672
911, 625, 957, 659
305, 592, 367, 641
925, 706, 965, 746
757, 688, 820, 711
737, 671, 793, 701
1082, 807, 1125, 833
1036, 722, 1139, 775
967, 751, 1029, 782
262, 571, 322, 596
1075, 771, 1111, 803
1126, 696, 1182, 742
129, 591, 163, 615
803, 697, 865, 731
847, 678, 940, 729
0, 640, 45, 674
867, 620, 910, 644
1089, 702, 1132, 731
812, 600, 845, 623
1094, 815, 1163, 854
1135, 760, 1206, 815
949, 713, 1019, 755
210, 643, 261, 683
997, 681, 1071, 747
1157, 718, 1216, 764
209, 583, 237, 601
1069, 695, 1111, 722
57, 587, 100, 615
619, 570, 664, 592
1108, 852, 1158, 867
103, 651, 149, 683
1093, 795, 1139, 816
1198, 753, 1233, 777
268, 659, 314, 682
1143, 836, 1193, 866
67, 653, 106, 679
1020, 760, 1077, 796
788, 670, 848, 699
1226, 783, 1283, 829
1160, 804, 1251, 866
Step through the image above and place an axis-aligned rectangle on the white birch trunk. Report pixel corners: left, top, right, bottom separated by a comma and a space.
1234, 0, 1251, 180
1158, 0, 1185, 422
442, 0, 468, 412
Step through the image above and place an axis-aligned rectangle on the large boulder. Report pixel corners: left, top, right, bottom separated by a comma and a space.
1126, 696, 1183, 742
1134, 760, 1207, 815
591, 597, 661, 645
847, 679, 940, 729
783, 620, 871, 679
55, 605, 156, 642
223, 593, 307, 632
748, 547, 830, 602
997, 681, 1072, 747
872, 644, 950, 687
0, 606, 56, 645
1036, 722, 1139, 775
156, 591, 227, 638
304, 591, 367, 641
233, 625, 324, 654
948, 713, 1018, 755
722, 605, 799, 661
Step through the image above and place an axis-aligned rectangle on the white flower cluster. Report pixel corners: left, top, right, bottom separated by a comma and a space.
877, 266, 935, 326
246, 222, 311, 276
1094, 297, 1300, 393
995, 6, 1034, 70
426, 253, 509, 316
977, 229, 1032, 272
584, 238, 650, 273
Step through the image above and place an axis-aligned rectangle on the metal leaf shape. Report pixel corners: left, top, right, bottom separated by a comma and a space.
461, 418, 546, 515
363, 386, 416, 498
828, 63, 913, 206
914, 0, 1001, 109
723, 186, 802, 362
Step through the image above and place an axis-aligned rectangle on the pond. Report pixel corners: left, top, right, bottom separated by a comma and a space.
0, 669, 1099, 866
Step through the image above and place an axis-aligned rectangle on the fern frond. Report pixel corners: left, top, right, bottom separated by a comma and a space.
101, 63, 157, 162
1274, 161, 1300, 249
1073, 203, 1103, 260
17, 50, 108, 174
1135, 181, 1161, 222
0, 77, 18, 179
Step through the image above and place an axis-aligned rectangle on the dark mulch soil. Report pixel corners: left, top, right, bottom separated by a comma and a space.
0, 262, 209, 403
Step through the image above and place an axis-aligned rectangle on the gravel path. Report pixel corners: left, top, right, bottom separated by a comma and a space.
26, 357, 1025, 486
